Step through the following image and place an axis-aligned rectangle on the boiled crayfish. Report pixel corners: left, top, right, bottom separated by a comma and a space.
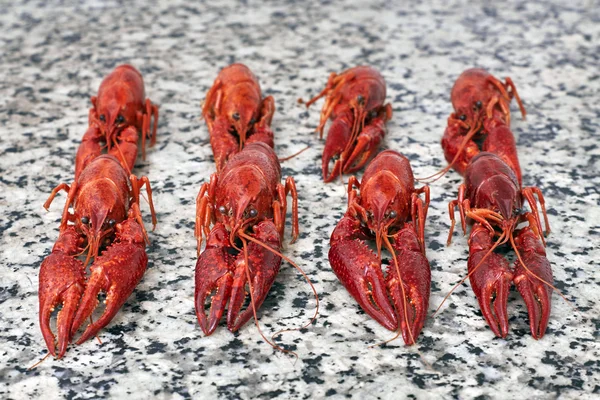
39, 66, 158, 359
41, 151, 156, 357
194, 142, 317, 338
422, 68, 526, 183
444, 152, 552, 339
86, 64, 158, 163
432, 69, 554, 339
329, 150, 430, 345
305, 66, 392, 182
202, 64, 275, 172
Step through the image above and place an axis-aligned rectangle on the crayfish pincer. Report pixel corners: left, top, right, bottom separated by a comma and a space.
328, 150, 431, 345
194, 142, 318, 345
305, 66, 392, 182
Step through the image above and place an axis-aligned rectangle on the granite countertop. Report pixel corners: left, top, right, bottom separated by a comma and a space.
1, 0, 598, 398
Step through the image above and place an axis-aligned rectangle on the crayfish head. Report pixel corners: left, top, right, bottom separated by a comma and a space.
216, 166, 269, 239
478, 175, 522, 228
359, 172, 408, 255
76, 183, 127, 260
349, 89, 381, 123
451, 83, 486, 134
222, 94, 259, 148
95, 89, 139, 145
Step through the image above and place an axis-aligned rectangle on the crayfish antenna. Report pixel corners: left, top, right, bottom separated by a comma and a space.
27, 353, 51, 371
416, 121, 481, 184
433, 231, 507, 318
238, 230, 320, 345
238, 235, 298, 360
278, 145, 310, 162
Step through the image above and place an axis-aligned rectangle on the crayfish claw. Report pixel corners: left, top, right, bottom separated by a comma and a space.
194, 223, 234, 335
39, 259, 85, 358
477, 272, 511, 338
468, 224, 512, 338
329, 239, 398, 331
38, 226, 85, 358
322, 110, 353, 182
386, 225, 431, 345
342, 117, 386, 176
227, 221, 282, 332
71, 217, 148, 345
513, 226, 553, 339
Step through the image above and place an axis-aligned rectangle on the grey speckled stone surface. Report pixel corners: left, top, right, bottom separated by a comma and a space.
1, 0, 599, 399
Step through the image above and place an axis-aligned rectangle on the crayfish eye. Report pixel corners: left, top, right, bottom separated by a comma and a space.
356, 95, 365, 105
388, 210, 397, 219
99, 114, 106, 122
218, 206, 227, 215
458, 114, 467, 121
108, 219, 116, 227
475, 100, 482, 108
370, 110, 378, 118
248, 208, 258, 218
81, 216, 90, 225
116, 115, 125, 124
249, 118, 256, 125
232, 112, 240, 121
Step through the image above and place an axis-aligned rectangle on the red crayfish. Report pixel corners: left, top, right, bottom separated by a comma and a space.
441, 152, 552, 338
202, 64, 275, 171
39, 66, 158, 359
329, 150, 430, 345
85, 64, 158, 166
305, 66, 392, 182
422, 68, 526, 183
429, 68, 556, 339
41, 151, 156, 357
194, 142, 317, 340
